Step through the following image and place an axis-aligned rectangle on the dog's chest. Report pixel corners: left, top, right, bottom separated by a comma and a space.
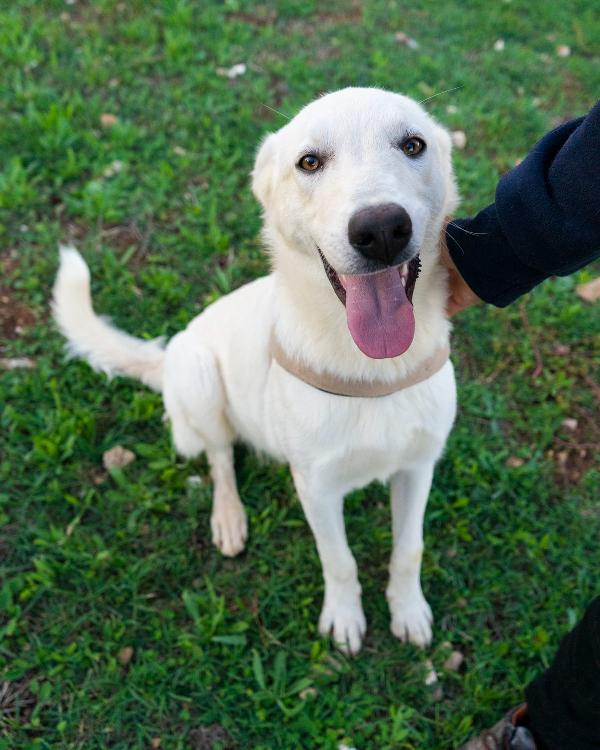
264, 361, 456, 480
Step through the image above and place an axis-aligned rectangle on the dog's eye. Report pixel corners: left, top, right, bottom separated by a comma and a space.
400, 137, 426, 157
298, 154, 322, 172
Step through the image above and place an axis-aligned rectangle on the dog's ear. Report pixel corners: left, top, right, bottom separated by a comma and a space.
252, 133, 277, 208
434, 124, 459, 215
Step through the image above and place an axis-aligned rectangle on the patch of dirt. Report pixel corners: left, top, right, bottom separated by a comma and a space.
0, 251, 36, 342
0, 290, 36, 341
59, 220, 153, 269
189, 724, 234, 750
0, 676, 38, 724
229, 2, 362, 27
547, 403, 600, 485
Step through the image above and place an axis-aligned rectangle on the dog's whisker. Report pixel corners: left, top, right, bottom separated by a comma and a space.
447, 220, 488, 237
260, 102, 291, 120
419, 85, 463, 105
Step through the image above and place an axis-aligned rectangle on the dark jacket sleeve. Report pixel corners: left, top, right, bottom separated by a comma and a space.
445, 100, 600, 307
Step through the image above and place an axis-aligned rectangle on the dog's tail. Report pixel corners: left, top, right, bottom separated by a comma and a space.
52, 245, 165, 392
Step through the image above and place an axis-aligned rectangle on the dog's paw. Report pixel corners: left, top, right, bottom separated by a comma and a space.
211, 502, 247, 557
389, 593, 433, 648
319, 598, 366, 655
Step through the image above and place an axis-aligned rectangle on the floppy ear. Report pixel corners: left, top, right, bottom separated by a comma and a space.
434, 124, 459, 215
251, 133, 277, 208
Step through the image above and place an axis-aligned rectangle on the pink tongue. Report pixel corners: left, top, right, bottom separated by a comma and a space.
339, 267, 415, 359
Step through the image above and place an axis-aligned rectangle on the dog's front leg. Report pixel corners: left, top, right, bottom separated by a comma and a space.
292, 468, 366, 655
386, 463, 434, 647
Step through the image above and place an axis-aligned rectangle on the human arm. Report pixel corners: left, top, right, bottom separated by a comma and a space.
444, 99, 600, 312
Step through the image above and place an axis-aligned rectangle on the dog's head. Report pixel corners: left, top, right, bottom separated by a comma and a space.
252, 87, 457, 359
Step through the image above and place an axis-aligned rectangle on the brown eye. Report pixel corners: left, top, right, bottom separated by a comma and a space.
298, 154, 322, 172
401, 137, 426, 157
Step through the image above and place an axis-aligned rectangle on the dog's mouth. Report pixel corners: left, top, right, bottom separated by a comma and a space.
318, 249, 421, 359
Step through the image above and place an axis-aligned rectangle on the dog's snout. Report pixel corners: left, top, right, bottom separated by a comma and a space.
348, 203, 412, 266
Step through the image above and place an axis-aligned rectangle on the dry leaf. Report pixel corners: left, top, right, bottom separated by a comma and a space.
117, 646, 134, 666
0, 357, 35, 369
100, 113, 118, 127
561, 418, 578, 431
395, 31, 419, 49
553, 342, 571, 355
103, 445, 135, 470
506, 456, 524, 468
575, 277, 600, 303
150, 739, 161, 749
444, 650, 465, 672
424, 659, 438, 686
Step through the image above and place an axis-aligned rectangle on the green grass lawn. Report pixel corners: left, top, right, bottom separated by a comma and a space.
1, 1, 599, 748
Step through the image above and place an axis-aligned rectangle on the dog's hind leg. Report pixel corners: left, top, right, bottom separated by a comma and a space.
163, 332, 247, 557
386, 462, 434, 647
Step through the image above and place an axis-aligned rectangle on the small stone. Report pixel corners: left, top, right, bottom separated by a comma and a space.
444, 650, 465, 672
446, 104, 458, 114
103, 445, 135, 470
100, 113, 118, 127
225, 63, 246, 79
451, 130, 467, 149
561, 418, 578, 431
556, 44, 571, 57
494, 39, 505, 51
103, 160, 124, 178
117, 646, 134, 666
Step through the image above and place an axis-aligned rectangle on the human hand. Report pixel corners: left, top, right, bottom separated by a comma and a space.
439, 223, 482, 317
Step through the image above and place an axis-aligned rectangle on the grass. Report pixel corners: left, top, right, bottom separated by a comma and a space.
1, 1, 599, 748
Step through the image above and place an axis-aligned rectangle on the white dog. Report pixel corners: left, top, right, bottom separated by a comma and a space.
53, 87, 458, 654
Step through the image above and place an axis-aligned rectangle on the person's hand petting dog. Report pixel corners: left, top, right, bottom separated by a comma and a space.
439, 222, 482, 317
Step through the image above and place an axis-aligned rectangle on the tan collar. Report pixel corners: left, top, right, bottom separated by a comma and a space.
271, 335, 450, 398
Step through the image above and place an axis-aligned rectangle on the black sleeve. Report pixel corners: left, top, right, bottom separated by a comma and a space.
445, 100, 600, 307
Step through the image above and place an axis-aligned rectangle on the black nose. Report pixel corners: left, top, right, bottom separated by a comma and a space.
348, 203, 412, 265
